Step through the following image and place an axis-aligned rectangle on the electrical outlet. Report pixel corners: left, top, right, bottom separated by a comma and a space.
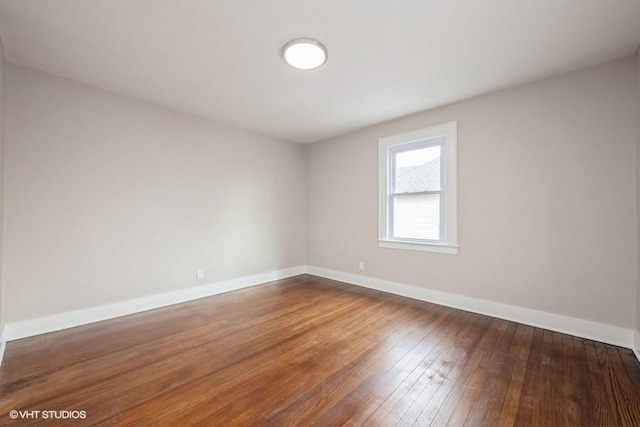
197, 269, 204, 280
359, 261, 365, 271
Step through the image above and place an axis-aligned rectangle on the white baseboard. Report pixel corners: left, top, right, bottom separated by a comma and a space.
2, 264, 636, 369
4, 265, 305, 343
0, 326, 6, 367
633, 331, 640, 363
306, 265, 634, 349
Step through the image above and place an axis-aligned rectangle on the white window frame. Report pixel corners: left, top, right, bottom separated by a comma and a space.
378, 121, 458, 255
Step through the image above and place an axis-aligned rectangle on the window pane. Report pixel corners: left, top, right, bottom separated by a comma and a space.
393, 194, 440, 240
394, 145, 441, 193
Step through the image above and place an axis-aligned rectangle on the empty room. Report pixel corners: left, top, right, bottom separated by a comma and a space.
1, 0, 640, 425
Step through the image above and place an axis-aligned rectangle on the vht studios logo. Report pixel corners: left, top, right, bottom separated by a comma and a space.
9, 410, 87, 420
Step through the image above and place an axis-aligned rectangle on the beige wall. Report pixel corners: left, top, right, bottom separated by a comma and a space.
2, 64, 306, 322
637, 48, 640, 334
0, 39, 4, 326
1, 55, 638, 331
307, 56, 638, 329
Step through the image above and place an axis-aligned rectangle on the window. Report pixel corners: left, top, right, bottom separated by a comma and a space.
378, 121, 458, 254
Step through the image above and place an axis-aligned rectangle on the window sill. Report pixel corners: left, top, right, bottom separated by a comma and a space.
378, 240, 459, 255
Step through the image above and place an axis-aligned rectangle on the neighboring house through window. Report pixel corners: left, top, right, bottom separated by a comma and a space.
378, 121, 458, 254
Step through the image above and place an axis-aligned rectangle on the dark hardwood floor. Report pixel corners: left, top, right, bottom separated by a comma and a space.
1, 274, 640, 426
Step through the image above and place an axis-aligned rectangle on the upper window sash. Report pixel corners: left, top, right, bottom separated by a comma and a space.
388, 138, 444, 195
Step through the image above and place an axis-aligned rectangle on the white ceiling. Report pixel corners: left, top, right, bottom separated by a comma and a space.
0, 0, 638, 144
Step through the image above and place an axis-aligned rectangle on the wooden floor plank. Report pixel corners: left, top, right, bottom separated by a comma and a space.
1, 274, 640, 426
459, 322, 518, 426
186, 294, 425, 426
570, 335, 597, 426
559, 333, 580, 426
605, 346, 640, 424
91, 283, 389, 424
481, 323, 532, 426
364, 312, 473, 426
262, 305, 456, 426
432, 320, 515, 426
314, 309, 476, 427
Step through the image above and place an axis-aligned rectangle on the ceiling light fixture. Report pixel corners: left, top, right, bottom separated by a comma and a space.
282, 38, 328, 71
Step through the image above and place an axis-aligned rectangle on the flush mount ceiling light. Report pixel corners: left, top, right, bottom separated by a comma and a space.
282, 38, 327, 70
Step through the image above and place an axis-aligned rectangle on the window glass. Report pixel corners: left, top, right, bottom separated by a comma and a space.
393, 145, 441, 193
393, 194, 440, 240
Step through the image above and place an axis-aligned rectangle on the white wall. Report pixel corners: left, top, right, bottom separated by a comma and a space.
307, 56, 638, 329
2, 64, 306, 323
